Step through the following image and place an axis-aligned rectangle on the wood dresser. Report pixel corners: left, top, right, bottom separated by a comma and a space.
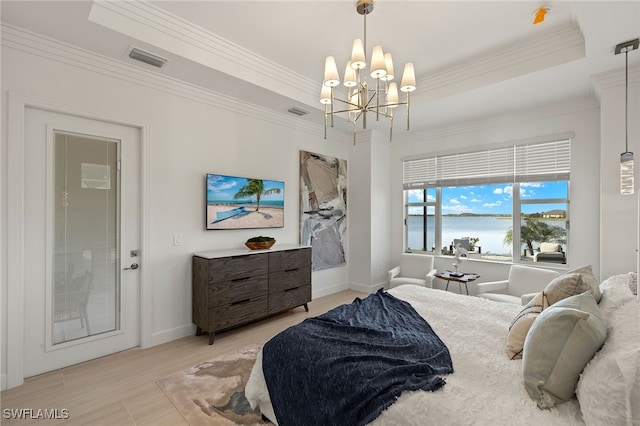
192, 244, 311, 344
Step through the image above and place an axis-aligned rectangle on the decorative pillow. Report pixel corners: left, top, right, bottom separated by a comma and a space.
506, 291, 548, 359
544, 265, 601, 305
598, 274, 635, 323
522, 292, 606, 409
577, 301, 640, 425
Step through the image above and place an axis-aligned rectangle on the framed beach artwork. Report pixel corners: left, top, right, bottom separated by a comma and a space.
205, 173, 284, 230
299, 151, 347, 271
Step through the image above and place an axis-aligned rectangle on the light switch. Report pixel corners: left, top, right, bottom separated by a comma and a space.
173, 233, 183, 246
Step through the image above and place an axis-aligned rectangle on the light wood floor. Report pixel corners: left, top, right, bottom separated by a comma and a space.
1, 290, 366, 425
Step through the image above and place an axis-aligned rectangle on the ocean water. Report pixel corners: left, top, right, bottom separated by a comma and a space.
407, 215, 566, 255
207, 199, 284, 208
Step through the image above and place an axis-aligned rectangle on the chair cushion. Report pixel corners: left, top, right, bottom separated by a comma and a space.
539, 242, 562, 252
389, 277, 426, 288
522, 292, 606, 409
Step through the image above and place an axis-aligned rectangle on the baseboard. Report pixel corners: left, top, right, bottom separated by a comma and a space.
312, 282, 351, 299
151, 324, 196, 347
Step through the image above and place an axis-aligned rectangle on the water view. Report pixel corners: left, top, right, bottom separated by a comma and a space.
408, 215, 567, 257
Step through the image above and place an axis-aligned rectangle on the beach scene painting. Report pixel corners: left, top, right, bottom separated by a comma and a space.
206, 173, 284, 230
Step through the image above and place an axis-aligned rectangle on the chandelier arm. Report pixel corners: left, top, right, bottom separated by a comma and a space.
362, 91, 377, 109
376, 78, 380, 121
330, 87, 335, 128
324, 104, 328, 139
363, 80, 368, 129
370, 101, 408, 109
328, 107, 362, 115
333, 97, 361, 108
353, 119, 357, 145
406, 92, 411, 131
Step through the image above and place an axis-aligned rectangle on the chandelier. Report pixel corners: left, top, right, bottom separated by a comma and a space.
321, 0, 416, 144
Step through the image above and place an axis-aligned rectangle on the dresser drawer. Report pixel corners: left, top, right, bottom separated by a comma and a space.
208, 295, 269, 331
269, 285, 311, 314
208, 253, 268, 282
208, 276, 268, 308
268, 247, 311, 272
269, 267, 311, 293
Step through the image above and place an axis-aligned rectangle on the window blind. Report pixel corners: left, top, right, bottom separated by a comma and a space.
403, 139, 571, 189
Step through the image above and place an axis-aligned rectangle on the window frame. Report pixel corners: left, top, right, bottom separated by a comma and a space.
403, 138, 571, 264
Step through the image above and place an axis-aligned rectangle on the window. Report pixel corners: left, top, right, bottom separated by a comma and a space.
406, 188, 436, 252
403, 139, 571, 264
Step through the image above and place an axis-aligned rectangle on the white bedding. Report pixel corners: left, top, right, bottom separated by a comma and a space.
246, 284, 585, 425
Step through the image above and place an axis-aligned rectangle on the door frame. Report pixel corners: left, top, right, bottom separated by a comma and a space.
7, 91, 152, 389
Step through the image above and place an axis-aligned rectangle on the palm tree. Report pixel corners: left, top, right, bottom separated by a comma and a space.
504, 218, 566, 256
233, 179, 281, 212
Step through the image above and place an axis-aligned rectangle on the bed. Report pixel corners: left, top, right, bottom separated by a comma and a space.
246, 272, 639, 426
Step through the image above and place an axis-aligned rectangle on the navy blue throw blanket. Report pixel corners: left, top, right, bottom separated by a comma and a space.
262, 289, 453, 426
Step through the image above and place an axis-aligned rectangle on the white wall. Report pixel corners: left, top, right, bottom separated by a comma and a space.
0, 28, 352, 386
389, 96, 604, 282
370, 132, 392, 288
594, 65, 640, 279
348, 133, 372, 289
348, 130, 393, 293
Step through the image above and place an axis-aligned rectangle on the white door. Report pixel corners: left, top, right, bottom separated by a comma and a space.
23, 107, 141, 377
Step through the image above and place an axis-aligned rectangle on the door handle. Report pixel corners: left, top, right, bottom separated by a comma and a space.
124, 263, 139, 270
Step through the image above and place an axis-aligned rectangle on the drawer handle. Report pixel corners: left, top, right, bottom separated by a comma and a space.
284, 268, 299, 272
284, 287, 300, 292
231, 298, 251, 305
231, 276, 251, 282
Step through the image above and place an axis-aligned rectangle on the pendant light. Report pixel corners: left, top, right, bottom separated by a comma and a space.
615, 38, 639, 195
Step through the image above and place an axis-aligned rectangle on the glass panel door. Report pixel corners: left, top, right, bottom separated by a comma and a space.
52, 131, 119, 345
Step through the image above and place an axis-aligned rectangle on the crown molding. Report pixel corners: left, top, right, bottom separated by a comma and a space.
413, 21, 585, 103
591, 63, 640, 101
391, 95, 598, 146
87, 0, 319, 107
2, 24, 353, 143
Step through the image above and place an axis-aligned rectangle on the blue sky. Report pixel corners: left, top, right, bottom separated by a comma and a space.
407, 182, 567, 215
207, 174, 284, 203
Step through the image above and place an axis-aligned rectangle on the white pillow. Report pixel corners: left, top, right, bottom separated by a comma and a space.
522, 292, 606, 409
577, 301, 640, 426
598, 274, 635, 323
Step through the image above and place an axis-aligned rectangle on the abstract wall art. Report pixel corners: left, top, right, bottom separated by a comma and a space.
299, 151, 347, 271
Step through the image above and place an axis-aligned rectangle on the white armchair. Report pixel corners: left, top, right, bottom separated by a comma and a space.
475, 264, 559, 305
388, 253, 437, 289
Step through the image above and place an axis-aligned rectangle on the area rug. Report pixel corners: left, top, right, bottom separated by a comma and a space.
157, 343, 272, 425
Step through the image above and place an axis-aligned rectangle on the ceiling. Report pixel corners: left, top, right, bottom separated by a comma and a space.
2, 1, 640, 141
